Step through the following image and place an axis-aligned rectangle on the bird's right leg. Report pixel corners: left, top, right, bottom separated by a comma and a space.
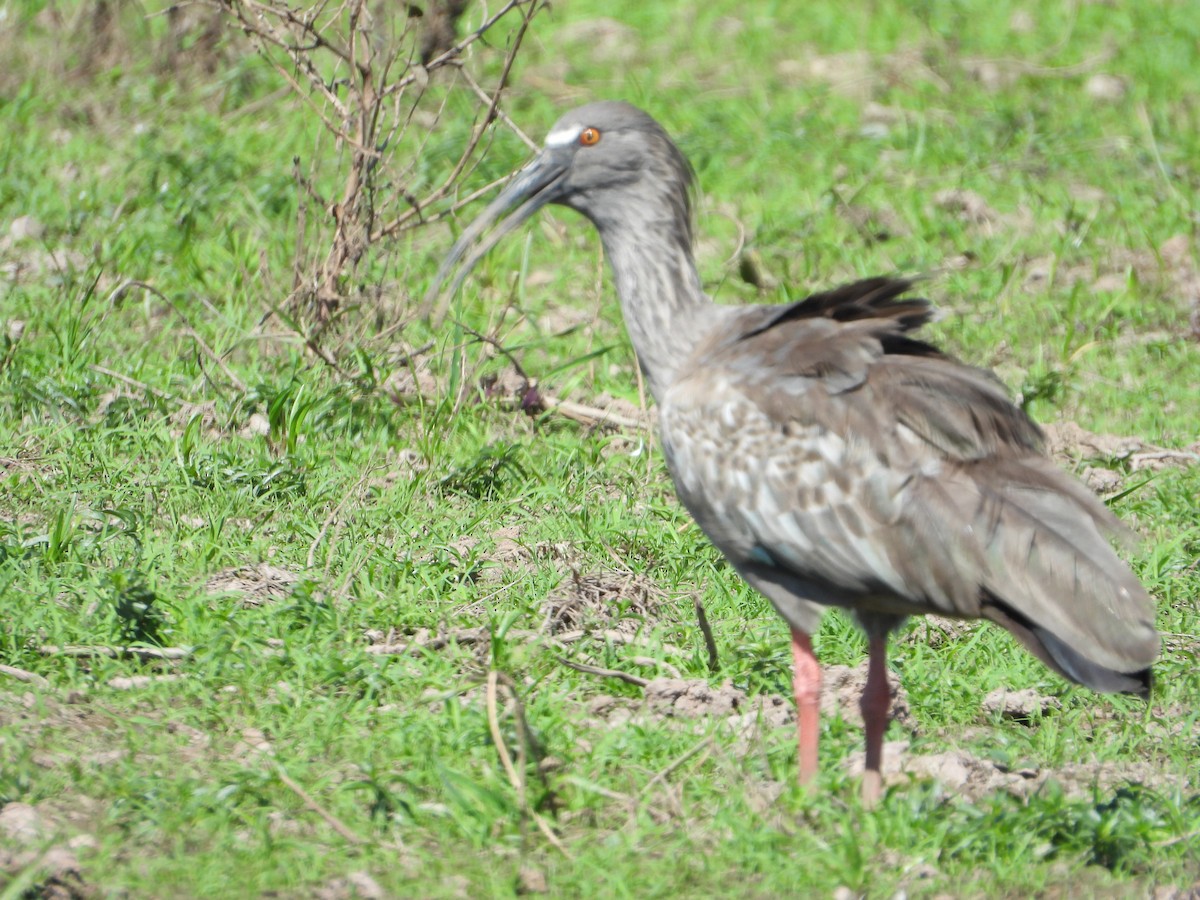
790, 627, 821, 784
859, 633, 891, 807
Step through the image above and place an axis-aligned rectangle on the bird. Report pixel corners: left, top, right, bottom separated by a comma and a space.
425, 101, 1160, 805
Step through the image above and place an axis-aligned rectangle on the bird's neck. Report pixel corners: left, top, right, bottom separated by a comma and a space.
597, 220, 713, 404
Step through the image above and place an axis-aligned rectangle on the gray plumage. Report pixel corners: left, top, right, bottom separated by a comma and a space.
426, 101, 1159, 795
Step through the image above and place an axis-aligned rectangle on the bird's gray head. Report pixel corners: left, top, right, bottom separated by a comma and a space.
425, 101, 694, 311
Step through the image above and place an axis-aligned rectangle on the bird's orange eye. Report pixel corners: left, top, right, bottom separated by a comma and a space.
579, 127, 601, 146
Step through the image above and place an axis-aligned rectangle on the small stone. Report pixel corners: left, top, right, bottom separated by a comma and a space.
517, 866, 549, 894
982, 688, 1061, 722
9, 216, 45, 242
0, 802, 46, 843
233, 727, 274, 759
1159, 234, 1192, 267
934, 188, 996, 225
242, 412, 270, 437
1085, 74, 1127, 102
39, 845, 80, 879
1081, 466, 1123, 493
67, 833, 98, 851
345, 871, 386, 899
1009, 9, 1035, 33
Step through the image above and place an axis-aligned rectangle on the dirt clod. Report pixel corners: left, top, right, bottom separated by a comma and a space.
204, 563, 300, 606
344, 871, 386, 899
517, 866, 550, 894
1085, 73, 1127, 102
982, 688, 1061, 722
848, 740, 1189, 801
934, 188, 997, 225
821, 663, 913, 730
542, 570, 668, 637
645, 678, 746, 717
1044, 422, 1200, 472
904, 616, 975, 648
1079, 465, 1124, 493
0, 802, 46, 843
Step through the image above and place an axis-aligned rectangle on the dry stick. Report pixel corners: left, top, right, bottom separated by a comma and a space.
597, 630, 684, 658
0, 665, 50, 688
638, 736, 716, 801
109, 280, 249, 393
40, 645, 193, 661
371, 170, 518, 243
107, 674, 188, 690
305, 459, 384, 571
226, 7, 350, 132
538, 394, 649, 431
456, 66, 538, 151
386, 4, 539, 247
693, 597, 720, 675
629, 656, 682, 679
425, 5, 541, 325
88, 364, 177, 403
1154, 828, 1200, 848
485, 672, 571, 857
486, 672, 524, 795
556, 657, 649, 688
276, 766, 367, 846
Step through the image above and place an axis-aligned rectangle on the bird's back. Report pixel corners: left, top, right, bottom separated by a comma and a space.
659, 278, 1157, 694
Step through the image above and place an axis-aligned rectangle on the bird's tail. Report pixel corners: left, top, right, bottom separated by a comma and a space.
968, 456, 1159, 697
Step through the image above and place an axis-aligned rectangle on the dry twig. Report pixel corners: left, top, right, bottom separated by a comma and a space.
540, 394, 650, 431
556, 657, 649, 688
276, 766, 367, 845
214, 0, 544, 325
693, 597, 719, 674
40, 645, 193, 661
485, 671, 571, 856
0, 665, 50, 688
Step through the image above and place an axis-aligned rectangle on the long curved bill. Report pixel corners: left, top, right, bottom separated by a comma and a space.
424, 148, 570, 324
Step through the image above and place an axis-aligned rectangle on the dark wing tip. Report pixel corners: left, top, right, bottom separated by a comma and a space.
1129, 666, 1153, 700
751, 276, 936, 340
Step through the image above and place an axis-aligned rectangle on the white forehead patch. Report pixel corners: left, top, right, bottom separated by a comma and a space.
545, 124, 584, 147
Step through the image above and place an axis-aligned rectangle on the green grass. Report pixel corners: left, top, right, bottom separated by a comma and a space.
2, 0, 1199, 896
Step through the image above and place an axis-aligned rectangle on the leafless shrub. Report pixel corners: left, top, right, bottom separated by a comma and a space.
208, 0, 544, 332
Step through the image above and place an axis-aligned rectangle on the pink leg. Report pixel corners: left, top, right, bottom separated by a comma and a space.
790, 627, 821, 786
859, 634, 891, 807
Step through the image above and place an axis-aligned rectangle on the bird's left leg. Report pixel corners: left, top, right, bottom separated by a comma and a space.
859, 633, 891, 807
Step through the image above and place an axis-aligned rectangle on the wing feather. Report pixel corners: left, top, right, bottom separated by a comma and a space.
661, 278, 1157, 691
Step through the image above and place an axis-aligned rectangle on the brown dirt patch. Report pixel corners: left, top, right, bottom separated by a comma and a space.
981, 687, 1062, 723
902, 615, 977, 648
1025, 234, 1200, 323
776, 47, 946, 102
934, 188, 998, 226
848, 739, 1190, 802
1043, 422, 1200, 472
435, 524, 579, 586
0, 799, 97, 899
314, 870, 388, 900
821, 662, 914, 730
644, 678, 747, 717
587, 659, 914, 739
838, 203, 910, 244
542, 570, 669, 637
203, 563, 301, 606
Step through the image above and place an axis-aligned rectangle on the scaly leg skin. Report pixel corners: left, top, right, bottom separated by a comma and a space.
790, 627, 821, 786
859, 633, 891, 808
